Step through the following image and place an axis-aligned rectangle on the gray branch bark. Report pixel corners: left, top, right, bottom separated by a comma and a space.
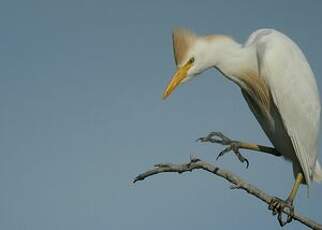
133, 158, 322, 230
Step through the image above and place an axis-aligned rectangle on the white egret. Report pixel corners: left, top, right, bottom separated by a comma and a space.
162, 28, 322, 226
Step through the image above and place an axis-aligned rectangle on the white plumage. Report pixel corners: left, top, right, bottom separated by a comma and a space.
248, 29, 321, 185
163, 28, 322, 186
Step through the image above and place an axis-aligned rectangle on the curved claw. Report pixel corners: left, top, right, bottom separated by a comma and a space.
216, 146, 232, 160
243, 157, 250, 169
232, 145, 250, 168
268, 197, 294, 227
198, 131, 250, 168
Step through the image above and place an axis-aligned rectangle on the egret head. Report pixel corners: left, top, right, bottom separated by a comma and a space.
162, 29, 225, 99
162, 29, 202, 99
162, 28, 232, 99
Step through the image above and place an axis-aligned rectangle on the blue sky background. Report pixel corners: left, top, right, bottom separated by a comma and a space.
1, 0, 322, 229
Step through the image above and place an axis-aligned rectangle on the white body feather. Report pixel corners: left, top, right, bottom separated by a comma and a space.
245, 29, 321, 185
175, 28, 322, 185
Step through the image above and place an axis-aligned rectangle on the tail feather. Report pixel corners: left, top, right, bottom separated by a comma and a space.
313, 161, 322, 183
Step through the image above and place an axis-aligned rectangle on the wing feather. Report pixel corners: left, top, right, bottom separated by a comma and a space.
254, 30, 321, 184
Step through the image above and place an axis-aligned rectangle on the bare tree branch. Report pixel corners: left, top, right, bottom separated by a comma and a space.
133, 158, 322, 230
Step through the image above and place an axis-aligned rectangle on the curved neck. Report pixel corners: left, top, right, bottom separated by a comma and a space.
203, 38, 258, 83
205, 39, 271, 112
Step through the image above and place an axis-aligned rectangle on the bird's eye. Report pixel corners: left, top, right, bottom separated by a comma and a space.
189, 57, 195, 64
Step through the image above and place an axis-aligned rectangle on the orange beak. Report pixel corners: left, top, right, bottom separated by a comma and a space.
162, 61, 193, 99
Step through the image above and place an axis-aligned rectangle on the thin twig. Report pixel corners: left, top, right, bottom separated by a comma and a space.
133, 158, 322, 230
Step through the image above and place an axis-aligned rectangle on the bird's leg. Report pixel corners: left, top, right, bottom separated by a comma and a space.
197, 132, 281, 168
268, 173, 303, 227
